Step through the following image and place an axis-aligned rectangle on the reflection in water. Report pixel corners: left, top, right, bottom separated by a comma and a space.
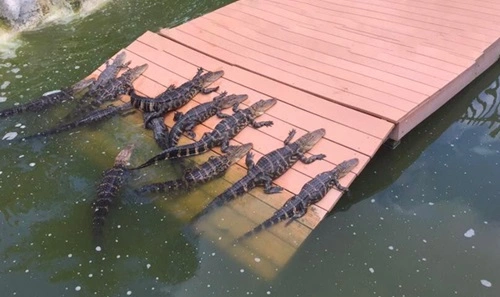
460, 76, 500, 138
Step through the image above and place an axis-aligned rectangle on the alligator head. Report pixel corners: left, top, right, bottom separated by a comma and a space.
294, 128, 326, 152
215, 92, 249, 109
199, 69, 224, 87
121, 63, 148, 82
333, 158, 359, 179
111, 51, 128, 67
248, 98, 278, 116
225, 142, 253, 165
114, 144, 135, 167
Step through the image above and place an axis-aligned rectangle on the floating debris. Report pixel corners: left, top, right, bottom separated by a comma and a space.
1, 81, 10, 89
2, 131, 17, 140
480, 279, 492, 287
0, 96, 6, 102
464, 229, 475, 238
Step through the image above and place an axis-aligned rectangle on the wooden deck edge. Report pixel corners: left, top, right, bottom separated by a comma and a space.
390, 38, 500, 141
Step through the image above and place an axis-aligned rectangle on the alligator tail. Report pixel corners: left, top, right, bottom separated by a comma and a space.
136, 179, 188, 194
190, 176, 255, 222
132, 141, 212, 170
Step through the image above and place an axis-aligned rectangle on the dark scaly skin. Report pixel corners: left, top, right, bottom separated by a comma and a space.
0, 78, 94, 119
136, 143, 253, 194
143, 112, 169, 150
130, 68, 224, 123
72, 64, 148, 117
168, 91, 248, 148
131, 98, 277, 170
90, 51, 130, 92
21, 103, 135, 140
92, 144, 135, 238
238, 158, 359, 241
193, 128, 327, 220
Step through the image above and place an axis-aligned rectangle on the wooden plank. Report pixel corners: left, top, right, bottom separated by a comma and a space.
213, 7, 456, 84
124, 42, 384, 158
390, 38, 500, 140
136, 31, 394, 139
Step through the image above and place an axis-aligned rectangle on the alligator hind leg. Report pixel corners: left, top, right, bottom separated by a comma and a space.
256, 174, 283, 194
245, 152, 255, 169
283, 129, 296, 145
299, 153, 326, 164
201, 86, 219, 94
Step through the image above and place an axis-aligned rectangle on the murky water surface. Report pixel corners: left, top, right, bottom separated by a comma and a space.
0, 1, 499, 296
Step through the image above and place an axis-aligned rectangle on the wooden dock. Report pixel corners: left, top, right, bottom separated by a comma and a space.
91, 0, 500, 279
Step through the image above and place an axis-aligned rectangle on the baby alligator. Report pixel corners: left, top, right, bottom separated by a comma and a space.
168, 91, 248, 147
0, 78, 94, 119
132, 98, 277, 170
193, 129, 326, 220
136, 143, 253, 194
237, 158, 359, 241
90, 51, 130, 92
22, 103, 135, 140
130, 68, 224, 125
92, 144, 135, 239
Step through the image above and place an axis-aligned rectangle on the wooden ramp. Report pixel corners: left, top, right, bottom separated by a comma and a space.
91, 0, 500, 280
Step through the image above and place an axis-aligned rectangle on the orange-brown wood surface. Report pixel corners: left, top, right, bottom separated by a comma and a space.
86, 0, 500, 280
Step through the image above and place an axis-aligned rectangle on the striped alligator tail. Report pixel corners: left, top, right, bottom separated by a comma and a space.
132, 140, 212, 170
0, 89, 73, 119
135, 179, 189, 194
237, 210, 289, 241
191, 175, 255, 222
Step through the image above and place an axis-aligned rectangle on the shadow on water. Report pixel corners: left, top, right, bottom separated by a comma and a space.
335, 60, 500, 217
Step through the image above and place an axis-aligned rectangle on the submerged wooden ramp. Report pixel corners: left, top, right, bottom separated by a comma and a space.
96, 0, 500, 279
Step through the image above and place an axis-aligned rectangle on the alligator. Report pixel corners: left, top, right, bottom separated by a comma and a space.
192, 128, 326, 220
143, 111, 170, 150
92, 144, 135, 238
21, 103, 135, 140
131, 98, 277, 170
70, 63, 148, 117
90, 51, 130, 92
0, 78, 94, 119
167, 91, 248, 147
237, 158, 359, 241
130, 68, 224, 123
136, 143, 253, 194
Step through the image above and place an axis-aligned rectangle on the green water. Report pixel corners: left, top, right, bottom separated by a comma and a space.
0, 0, 499, 296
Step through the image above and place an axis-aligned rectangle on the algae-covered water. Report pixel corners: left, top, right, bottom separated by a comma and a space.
0, 0, 499, 296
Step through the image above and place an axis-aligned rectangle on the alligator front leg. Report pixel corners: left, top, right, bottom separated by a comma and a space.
283, 129, 296, 145
193, 67, 204, 79
173, 111, 184, 122
166, 84, 176, 91
251, 120, 274, 129
220, 136, 231, 153
285, 207, 307, 226
245, 151, 255, 169
183, 123, 197, 139
299, 153, 326, 164
330, 178, 349, 192
215, 110, 231, 118
201, 86, 219, 94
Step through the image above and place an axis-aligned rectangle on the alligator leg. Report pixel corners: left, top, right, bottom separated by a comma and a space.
330, 178, 349, 192
220, 136, 231, 152
257, 174, 283, 194
245, 151, 255, 169
215, 110, 231, 118
193, 67, 204, 79
299, 153, 326, 164
173, 111, 184, 121
251, 120, 274, 128
283, 129, 296, 145
201, 86, 219, 94
166, 84, 176, 91
284, 207, 307, 226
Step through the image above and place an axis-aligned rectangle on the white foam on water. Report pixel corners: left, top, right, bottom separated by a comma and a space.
464, 229, 475, 238
0, 30, 22, 59
75, 286, 81, 291
43, 90, 62, 96
369, 268, 375, 273
11, 68, 20, 73
0, 96, 6, 102
2, 131, 17, 140
480, 279, 492, 287
1, 81, 10, 89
